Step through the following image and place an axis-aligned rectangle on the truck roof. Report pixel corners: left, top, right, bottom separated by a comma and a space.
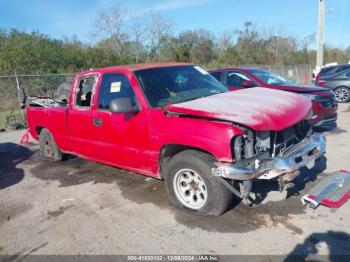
85, 62, 192, 74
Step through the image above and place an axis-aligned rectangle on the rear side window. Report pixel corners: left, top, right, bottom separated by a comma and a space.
345, 71, 350, 78
98, 73, 136, 110
75, 76, 96, 108
320, 67, 332, 74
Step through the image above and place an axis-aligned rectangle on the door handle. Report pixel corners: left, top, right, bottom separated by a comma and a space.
93, 118, 102, 127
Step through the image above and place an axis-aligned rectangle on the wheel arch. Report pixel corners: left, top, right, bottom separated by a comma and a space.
335, 85, 350, 90
35, 126, 45, 136
158, 144, 216, 179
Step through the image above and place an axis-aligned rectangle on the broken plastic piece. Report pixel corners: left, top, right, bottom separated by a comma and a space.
302, 171, 350, 209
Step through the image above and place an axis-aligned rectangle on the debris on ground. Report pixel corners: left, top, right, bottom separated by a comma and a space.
302, 170, 350, 209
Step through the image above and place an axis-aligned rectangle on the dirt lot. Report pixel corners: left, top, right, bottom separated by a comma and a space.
0, 104, 350, 259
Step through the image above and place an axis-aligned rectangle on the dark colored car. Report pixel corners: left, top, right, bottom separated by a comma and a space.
209, 68, 338, 127
316, 69, 350, 103
316, 64, 350, 83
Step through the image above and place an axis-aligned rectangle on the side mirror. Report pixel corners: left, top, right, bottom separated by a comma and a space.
241, 80, 256, 88
109, 98, 139, 113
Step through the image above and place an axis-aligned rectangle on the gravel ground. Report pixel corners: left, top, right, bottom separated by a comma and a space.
0, 104, 349, 259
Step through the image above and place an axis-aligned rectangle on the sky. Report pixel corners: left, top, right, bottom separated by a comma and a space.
0, 0, 349, 48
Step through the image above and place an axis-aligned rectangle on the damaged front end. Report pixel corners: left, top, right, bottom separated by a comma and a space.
213, 121, 326, 202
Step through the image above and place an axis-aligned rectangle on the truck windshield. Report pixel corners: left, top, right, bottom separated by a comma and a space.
247, 69, 295, 85
134, 65, 228, 107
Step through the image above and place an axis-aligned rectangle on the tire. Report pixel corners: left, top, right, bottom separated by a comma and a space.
56, 83, 70, 103
334, 87, 350, 103
164, 150, 233, 216
39, 128, 64, 161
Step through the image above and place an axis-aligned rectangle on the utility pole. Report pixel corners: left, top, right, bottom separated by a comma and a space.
316, 0, 324, 69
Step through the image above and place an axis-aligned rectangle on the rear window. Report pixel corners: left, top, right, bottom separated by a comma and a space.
341, 65, 350, 72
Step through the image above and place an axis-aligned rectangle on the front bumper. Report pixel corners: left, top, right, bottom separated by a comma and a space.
213, 133, 326, 181
312, 113, 337, 127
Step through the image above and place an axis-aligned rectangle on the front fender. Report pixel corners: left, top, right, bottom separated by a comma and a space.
150, 110, 245, 162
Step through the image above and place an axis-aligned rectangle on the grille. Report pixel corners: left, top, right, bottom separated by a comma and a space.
232, 120, 312, 162
272, 120, 312, 157
306, 171, 350, 204
319, 96, 336, 108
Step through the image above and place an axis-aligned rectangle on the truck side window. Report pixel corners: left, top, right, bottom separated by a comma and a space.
98, 73, 136, 110
75, 76, 96, 108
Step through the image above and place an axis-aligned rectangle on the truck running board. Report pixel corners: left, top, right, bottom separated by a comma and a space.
302, 170, 350, 209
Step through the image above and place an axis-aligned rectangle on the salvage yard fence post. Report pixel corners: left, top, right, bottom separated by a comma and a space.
14, 72, 26, 124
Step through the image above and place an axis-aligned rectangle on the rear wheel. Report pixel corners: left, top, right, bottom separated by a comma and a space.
164, 150, 233, 216
39, 128, 64, 161
334, 87, 350, 103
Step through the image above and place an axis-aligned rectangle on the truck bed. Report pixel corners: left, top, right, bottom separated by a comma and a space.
26, 105, 70, 151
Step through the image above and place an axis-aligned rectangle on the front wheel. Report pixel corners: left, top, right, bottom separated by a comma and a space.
164, 150, 233, 216
334, 87, 350, 103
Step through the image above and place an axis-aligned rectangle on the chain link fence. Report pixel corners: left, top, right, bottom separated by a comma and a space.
0, 73, 75, 130
262, 65, 314, 85
0, 65, 315, 130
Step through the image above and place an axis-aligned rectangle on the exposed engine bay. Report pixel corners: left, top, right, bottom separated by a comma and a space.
232, 120, 313, 167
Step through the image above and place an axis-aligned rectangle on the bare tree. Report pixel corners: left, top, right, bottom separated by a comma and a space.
217, 30, 234, 50
130, 16, 148, 63
93, 6, 129, 58
148, 13, 171, 60
300, 33, 316, 51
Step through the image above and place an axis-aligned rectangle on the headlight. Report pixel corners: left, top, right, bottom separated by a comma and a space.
301, 93, 318, 100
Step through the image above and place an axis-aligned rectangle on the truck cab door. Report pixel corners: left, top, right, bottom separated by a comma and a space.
91, 72, 154, 175
67, 75, 98, 159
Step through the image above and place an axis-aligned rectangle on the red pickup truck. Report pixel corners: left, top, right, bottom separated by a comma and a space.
27, 63, 326, 215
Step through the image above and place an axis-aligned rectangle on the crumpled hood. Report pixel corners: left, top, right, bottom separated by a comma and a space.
166, 88, 312, 131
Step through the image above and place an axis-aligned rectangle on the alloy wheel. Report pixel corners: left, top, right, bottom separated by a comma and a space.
335, 87, 349, 102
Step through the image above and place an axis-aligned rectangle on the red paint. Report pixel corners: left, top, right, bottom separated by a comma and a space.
26, 64, 312, 179
317, 80, 327, 86
306, 193, 350, 208
303, 73, 310, 85
18, 130, 33, 146
166, 88, 311, 131
210, 68, 338, 126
